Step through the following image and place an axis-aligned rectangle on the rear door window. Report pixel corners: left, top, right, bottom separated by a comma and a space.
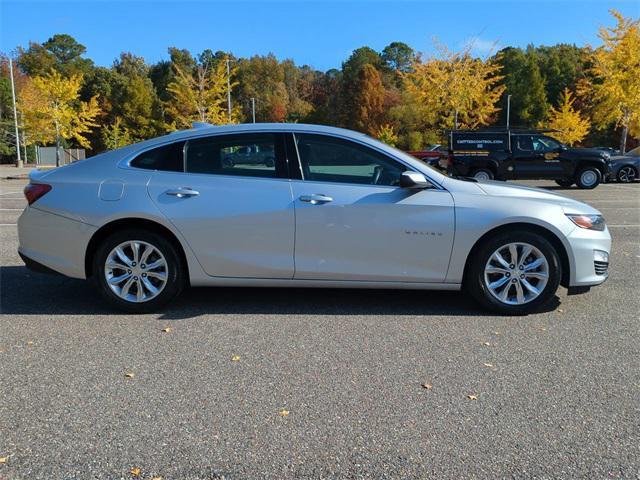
185, 133, 285, 178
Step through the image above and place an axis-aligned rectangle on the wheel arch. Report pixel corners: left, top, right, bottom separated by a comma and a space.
462, 222, 571, 288
84, 217, 190, 283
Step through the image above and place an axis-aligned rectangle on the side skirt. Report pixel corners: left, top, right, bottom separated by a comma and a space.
190, 277, 462, 291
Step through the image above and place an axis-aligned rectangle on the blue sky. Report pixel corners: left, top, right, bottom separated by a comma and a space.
1, 1, 638, 71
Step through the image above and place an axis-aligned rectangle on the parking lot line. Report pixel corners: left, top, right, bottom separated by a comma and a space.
0, 223, 17, 226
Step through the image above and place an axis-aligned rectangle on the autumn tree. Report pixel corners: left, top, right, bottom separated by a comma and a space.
101, 117, 132, 150
404, 44, 505, 131
165, 55, 239, 128
18, 70, 100, 165
583, 10, 640, 153
354, 64, 385, 135
544, 89, 590, 145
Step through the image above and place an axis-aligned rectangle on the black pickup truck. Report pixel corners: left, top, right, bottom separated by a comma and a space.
445, 129, 612, 189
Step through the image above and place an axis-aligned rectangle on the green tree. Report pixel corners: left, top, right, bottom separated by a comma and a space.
494, 47, 548, 126
18, 34, 93, 77
382, 42, 416, 73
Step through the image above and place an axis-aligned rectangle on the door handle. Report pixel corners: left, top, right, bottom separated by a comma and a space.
166, 187, 200, 198
299, 194, 333, 205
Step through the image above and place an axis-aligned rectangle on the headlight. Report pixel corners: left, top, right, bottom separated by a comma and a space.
566, 214, 606, 231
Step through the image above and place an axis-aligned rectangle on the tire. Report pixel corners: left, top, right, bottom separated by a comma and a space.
223, 157, 234, 167
91, 229, 185, 313
555, 179, 573, 188
471, 169, 494, 181
575, 167, 602, 189
617, 165, 637, 183
264, 157, 275, 168
465, 231, 561, 315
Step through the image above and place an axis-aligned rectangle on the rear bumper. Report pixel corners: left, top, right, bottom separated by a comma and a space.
17, 207, 96, 279
566, 225, 611, 287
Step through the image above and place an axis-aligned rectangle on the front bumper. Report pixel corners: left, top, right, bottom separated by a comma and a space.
566, 224, 611, 287
18, 206, 96, 279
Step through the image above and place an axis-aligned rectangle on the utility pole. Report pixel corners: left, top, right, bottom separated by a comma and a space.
506, 94, 512, 129
8, 57, 23, 168
251, 97, 256, 123
226, 58, 232, 123
454, 110, 458, 130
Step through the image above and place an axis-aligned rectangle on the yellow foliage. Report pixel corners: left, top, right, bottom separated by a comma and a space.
404, 43, 505, 130
166, 59, 241, 129
545, 89, 590, 145
18, 70, 100, 148
375, 124, 398, 147
583, 10, 640, 140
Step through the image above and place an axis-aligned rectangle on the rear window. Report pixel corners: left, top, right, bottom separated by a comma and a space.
130, 142, 184, 172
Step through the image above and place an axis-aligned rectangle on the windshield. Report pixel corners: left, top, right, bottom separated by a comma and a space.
627, 146, 640, 157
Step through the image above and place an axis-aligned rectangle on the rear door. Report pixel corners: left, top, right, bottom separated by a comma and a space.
146, 132, 295, 279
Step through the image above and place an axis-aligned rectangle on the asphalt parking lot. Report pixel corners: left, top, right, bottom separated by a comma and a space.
1, 173, 639, 479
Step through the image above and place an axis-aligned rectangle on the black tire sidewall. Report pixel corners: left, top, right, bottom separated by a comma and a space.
576, 167, 601, 189
466, 231, 561, 315
92, 229, 184, 313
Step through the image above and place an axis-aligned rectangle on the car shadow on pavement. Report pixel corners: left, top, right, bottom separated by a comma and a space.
0, 265, 560, 317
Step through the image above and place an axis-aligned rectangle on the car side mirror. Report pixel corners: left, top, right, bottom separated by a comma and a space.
400, 171, 431, 189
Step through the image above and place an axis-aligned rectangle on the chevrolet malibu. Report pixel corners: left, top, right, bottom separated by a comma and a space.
18, 123, 611, 314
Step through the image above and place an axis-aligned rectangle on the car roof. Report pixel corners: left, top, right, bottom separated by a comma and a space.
163, 122, 369, 142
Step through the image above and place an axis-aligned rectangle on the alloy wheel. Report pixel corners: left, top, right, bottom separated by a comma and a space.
618, 166, 636, 183
104, 240, 168, 303
484, 242, 549, 305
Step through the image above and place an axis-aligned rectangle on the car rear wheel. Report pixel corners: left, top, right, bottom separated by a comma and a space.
575, 167, 601, 189
465, 231, 561, 315
471, 169, 494, 181
555, 179, 573, 188
92, 229, 185, 313
617, 166, 637, 183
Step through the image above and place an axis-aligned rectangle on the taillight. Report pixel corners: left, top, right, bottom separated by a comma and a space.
24, 183, 52, 205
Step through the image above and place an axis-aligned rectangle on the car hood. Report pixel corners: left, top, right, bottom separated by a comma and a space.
473, 180, 601, 214
567, 147, 609, 159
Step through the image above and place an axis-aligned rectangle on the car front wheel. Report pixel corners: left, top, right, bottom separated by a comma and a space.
466, 231, 561, 315
575, 167, 601, 189
92, 229, 185, 313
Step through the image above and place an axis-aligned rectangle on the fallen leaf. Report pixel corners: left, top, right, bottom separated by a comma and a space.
130, 467, 141, 476
124, 373, 135, 378
27, 341, 34, 346
467, 395, 478, 400
231, 355, 241, 361
493, 331, 501, 335
0, 457, 7, 464
558, 309, 565, 313
278, 408, 290, 417
483, 342, 491, 346
483, 363, 494, 368
151, 477, 163, 480
421, 383, 433, 390
161, 327, 172, 333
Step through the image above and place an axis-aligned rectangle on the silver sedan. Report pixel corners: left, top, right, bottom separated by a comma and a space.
18, 123, 611, 314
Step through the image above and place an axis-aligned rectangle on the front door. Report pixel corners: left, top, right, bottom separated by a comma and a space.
290, 133, 455, 282
147, 132, 295, 279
